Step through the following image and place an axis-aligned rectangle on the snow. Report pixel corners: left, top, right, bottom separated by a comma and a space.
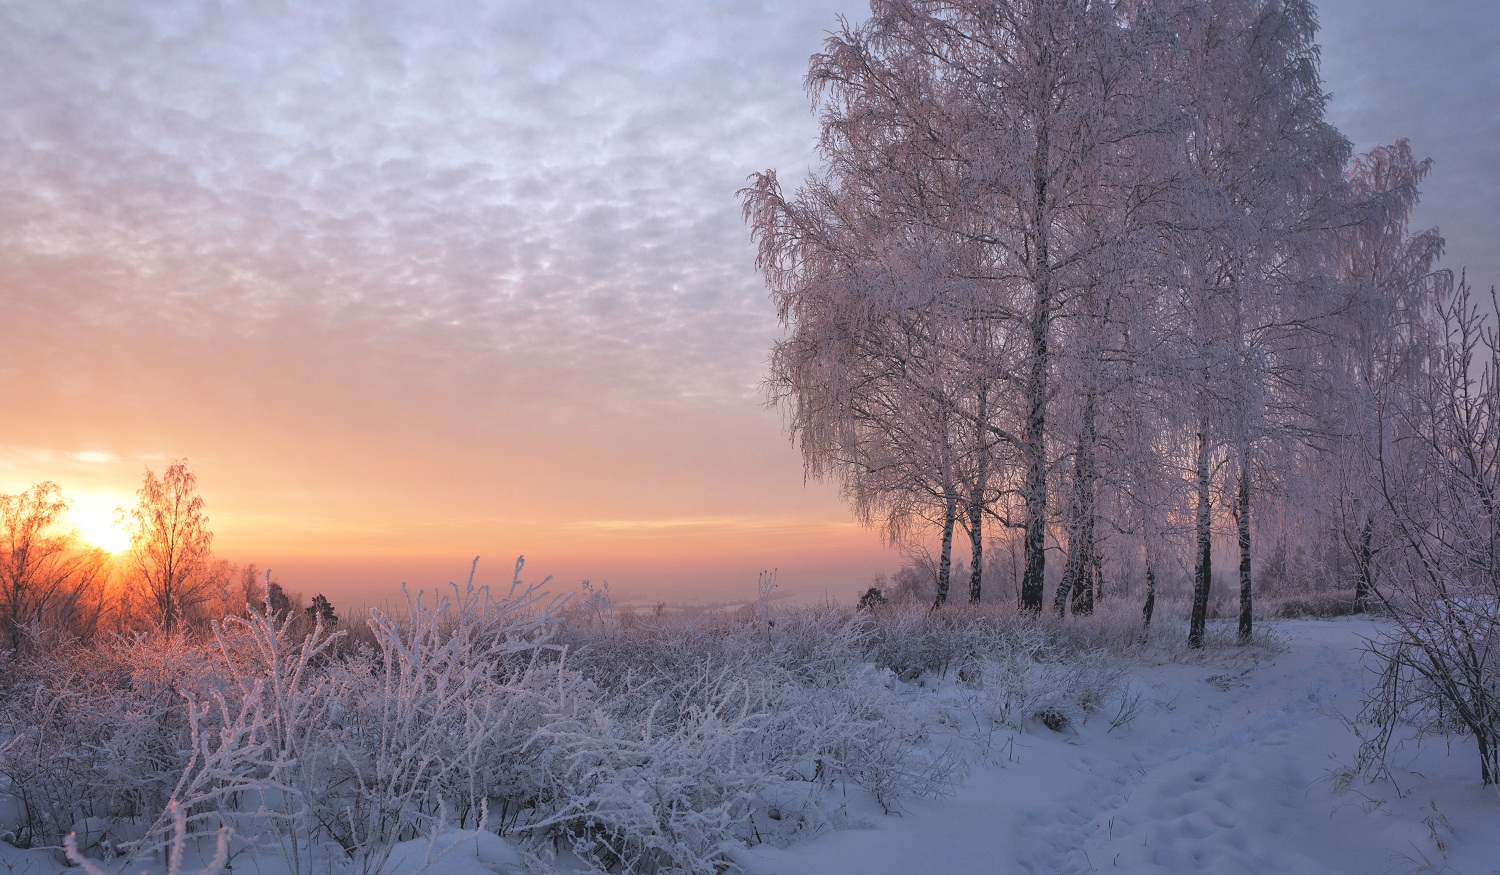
380, 829, 526, 875
3, 617, 1497, 875
738, 618, 1500, 875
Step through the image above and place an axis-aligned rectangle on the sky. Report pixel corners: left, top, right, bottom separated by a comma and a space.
2, 0, 1496, 610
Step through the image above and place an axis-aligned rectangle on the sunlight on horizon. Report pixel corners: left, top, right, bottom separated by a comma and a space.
67, 495, 131, 553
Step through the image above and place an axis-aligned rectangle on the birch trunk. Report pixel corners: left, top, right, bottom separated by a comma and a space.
1236, 449, 1253, 643
1054, 390, 1098, 616
934, 494, 958, 608
1020, 103, 1053, 614
1142, 536, 1157, 632
969, 384, 990, 604
968, 497, 984, 604
1189, 413, 1213, 648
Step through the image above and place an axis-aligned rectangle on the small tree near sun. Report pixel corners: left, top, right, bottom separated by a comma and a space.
120, 460, 215, 634
0, 482, 111, 652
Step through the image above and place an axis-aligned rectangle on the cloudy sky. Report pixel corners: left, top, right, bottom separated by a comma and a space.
3, 0, 1496, 608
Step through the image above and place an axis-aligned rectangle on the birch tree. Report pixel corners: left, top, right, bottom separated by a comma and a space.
907, 0, 1175, 613
743, 3, 997, 605
1331, 140, 1447, 607
1170, 0, 1349, 645
746, 0, 1182, 611
121, 460, 215, 633
749, 174, 981, 605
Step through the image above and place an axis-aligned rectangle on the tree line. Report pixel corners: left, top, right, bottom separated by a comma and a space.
742, 0, 1462, 646
1, 461, 335, 653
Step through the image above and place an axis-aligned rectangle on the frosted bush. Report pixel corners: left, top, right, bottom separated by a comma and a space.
1354, 280, 1500, 785
1360, 595, 1500, 785
527, 675, 779, 873
529, 602, 980, 872
523, 656, 962, 872
295, 559, 567, 871
0, 559, 1147, 875
958, 646, 1127, 738
0, 632, 220, 852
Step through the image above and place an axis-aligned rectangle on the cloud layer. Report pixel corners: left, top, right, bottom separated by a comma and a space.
1, 0, 855, 417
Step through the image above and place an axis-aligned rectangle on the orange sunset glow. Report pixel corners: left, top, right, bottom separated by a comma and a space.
4, 0, 1494, 612
65, 494, 132, 553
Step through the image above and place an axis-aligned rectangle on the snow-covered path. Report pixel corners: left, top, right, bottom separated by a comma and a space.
744, 618, 1500, 875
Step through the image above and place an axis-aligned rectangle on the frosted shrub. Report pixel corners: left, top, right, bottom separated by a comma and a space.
853, 604, 1133, 742
860, 605, 1043, 681
125, 684, 278, 868
960, 646, 1126, 737
0, 649, 124, 850
754, 604, 869, 678
1362, 282, 1500, 785
0, 560, 1141, 875
66, 802, 231, 875
306, 559, 566, 871
794, 661, 968, 811
4, 557, 574, 874
862, 608, 966, 681
1042, 598, 1165, 655
526, 660, 960, 872
528, 674, 780, 873
532, 603, 975, 872
1361, 596, 1500, 785
556, 613, 725, 701
0, 632, 219, 852
0, 609, 323, 869
205, 600, 347, 873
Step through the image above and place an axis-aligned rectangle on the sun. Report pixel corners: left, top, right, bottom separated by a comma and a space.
67, 499, 132, 553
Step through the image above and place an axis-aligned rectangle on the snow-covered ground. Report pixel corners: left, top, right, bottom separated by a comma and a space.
3, 617, 1496, 875
741, 618, 1500, 875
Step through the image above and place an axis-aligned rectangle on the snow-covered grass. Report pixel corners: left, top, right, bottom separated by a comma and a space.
1, 578, 1497, 874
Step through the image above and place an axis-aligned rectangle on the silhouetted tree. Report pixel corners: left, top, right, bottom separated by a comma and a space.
306, 593, 337, 626
236, 563, 265, 614
120, 460, 214, 633
267, 581, 292, 618
0, 482, 110, 651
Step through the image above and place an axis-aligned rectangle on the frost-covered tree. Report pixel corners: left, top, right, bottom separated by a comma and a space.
746, 0, 1183, 611
1329, 140, 1447, 607
745, 0, 1464, 649
1364, 277, 1500, 785
0, 482, 110, 651
1165, 0, 1349, 645
121, 460, 215, 633
742, 3, 1006, 605
751, 209, 980, 604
